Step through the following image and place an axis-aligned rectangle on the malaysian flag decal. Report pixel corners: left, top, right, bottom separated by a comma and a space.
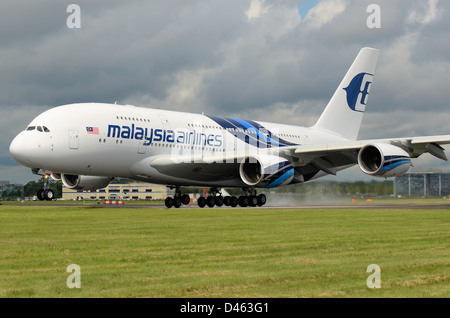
86, 126, 99, 134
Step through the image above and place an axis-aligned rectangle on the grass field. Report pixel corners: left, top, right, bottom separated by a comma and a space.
0, 204, 449, 297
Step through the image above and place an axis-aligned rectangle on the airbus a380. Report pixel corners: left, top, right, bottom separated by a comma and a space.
9, 48, 450, 208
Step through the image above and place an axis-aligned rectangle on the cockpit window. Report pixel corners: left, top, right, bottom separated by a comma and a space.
27, 125, 50, 132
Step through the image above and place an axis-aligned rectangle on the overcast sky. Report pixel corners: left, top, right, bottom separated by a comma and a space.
1, 0, 450, 184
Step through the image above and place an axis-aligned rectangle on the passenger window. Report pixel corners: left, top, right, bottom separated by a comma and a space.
37, 126, 43, 132
26, 126, 36, 131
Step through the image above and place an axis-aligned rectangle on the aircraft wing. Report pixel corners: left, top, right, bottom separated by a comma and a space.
281, 135, 450, 175
146, 135, 450, 182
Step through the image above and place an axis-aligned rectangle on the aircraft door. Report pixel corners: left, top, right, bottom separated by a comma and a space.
68, 130, 79, 149
138, 140, 147, 154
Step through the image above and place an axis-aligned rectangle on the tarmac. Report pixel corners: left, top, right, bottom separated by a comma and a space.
8, 202, 450, 210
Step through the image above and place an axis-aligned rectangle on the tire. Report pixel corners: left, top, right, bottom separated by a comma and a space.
257, 194, 267, 206
215, 196, 224, 207
238, 196, 248, 207
224, 196, 231, 206
197, 197, 206, 208
37, 189, 45, 201
230, 196, 238, 207
206, 196, 215, 208
43, 189, 54, 201
173, 196, 182, 208
248, 195, 257, 207
165, 197, 174, 208
181, 194, 190, 205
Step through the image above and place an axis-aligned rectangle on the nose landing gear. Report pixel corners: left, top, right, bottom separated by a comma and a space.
37, 174, 54, 201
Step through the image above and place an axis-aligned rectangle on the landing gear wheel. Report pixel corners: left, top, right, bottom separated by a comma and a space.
238, 196, 248, 207
173, 196, 182, 208
224, 196, 231, 206
257, 194, 266, 206
43, 189, 54, 201
248, 195, 257, 207
206, 196, 215, 208
181, 194, 190, 205
165, 197, 174, 208
197, 197, 206, 208
215, 196, 224, 207
230, 196, 238, 207
37, 189, 45, 201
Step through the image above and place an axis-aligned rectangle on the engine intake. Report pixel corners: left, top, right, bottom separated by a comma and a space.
61, 174, 111, 191
239, 155, 294, 188
358, 143, 411, 177
50, 173, 61, 181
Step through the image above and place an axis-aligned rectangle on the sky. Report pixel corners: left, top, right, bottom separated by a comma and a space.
1, 0, 450, 184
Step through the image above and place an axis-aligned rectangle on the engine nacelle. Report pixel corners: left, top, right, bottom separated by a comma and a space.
50, 173, 61, 181
61, 174, 111, 191
239, 155, 294, 188
358, 143, 411, 178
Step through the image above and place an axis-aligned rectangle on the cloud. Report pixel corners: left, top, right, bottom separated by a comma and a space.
408, 0, 441, 25
297, 0, 320, 19
303, 0, 347, 29
245, 0, 271, 20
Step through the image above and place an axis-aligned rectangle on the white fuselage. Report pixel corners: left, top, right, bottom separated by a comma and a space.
10, 103, 345, 187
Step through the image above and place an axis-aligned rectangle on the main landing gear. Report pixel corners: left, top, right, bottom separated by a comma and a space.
164, 187, 267, 209
165, 187, 190, 208
196, 187, 266, 208
37, 174, 54, 201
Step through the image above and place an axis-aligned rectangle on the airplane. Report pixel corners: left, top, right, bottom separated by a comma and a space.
9, 47, 450, 208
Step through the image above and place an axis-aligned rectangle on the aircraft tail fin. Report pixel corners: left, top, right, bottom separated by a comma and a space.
313, 47, 380, 140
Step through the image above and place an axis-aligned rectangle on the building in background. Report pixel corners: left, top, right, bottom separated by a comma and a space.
394, 173, 450, 198
63, 181, 168, 201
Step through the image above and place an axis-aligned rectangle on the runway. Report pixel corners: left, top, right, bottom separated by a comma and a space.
9, 202, 450, 210
133, 203, 450, 210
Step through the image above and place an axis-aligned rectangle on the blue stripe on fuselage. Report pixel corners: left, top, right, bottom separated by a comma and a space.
264, 168, 294, 188
207, 115, 298, 148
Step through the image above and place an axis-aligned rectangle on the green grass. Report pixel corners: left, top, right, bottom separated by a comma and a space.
0, 205, 449, 297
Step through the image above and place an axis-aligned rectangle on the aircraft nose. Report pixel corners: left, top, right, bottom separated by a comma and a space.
9, 133, 39, 167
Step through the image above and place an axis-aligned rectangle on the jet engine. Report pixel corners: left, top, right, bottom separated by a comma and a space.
61, 174, 111, 191
358, 143, 411, 177
50, 173, 61, 181
239, 155, 294, 188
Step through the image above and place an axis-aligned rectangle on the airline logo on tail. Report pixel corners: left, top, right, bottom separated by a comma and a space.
343, 72, 374, 113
